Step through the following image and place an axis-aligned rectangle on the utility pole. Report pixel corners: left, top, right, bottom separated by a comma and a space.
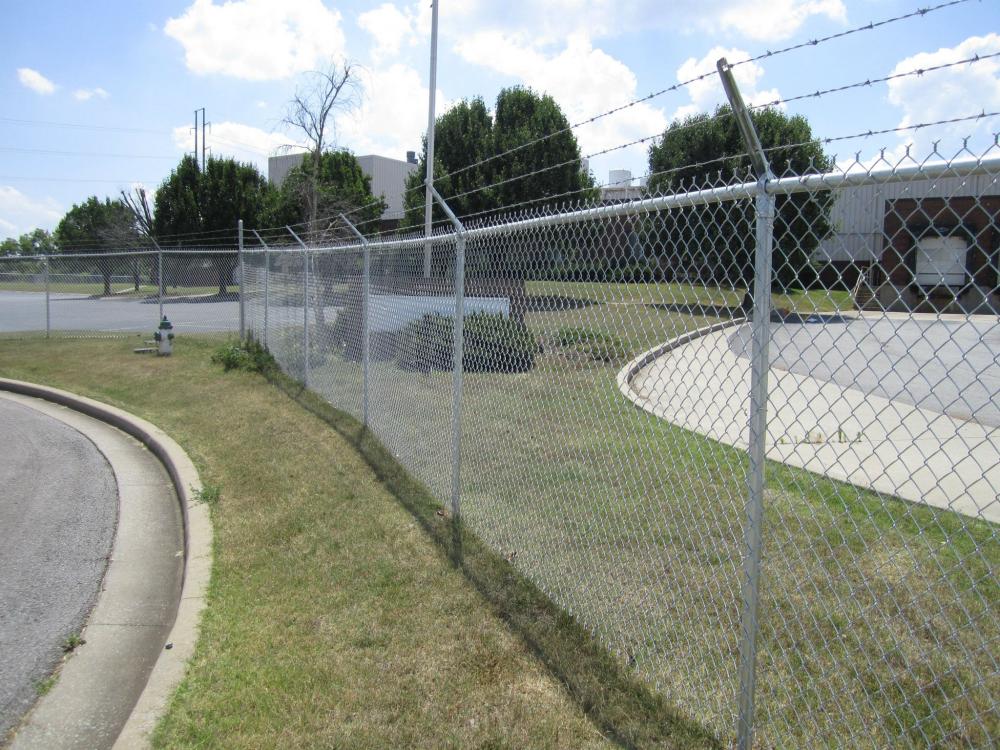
193, 108, 208, 170
423, 0, 439, 278
200, 107, 208, 171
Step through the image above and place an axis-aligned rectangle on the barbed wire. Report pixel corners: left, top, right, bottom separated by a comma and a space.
423, 0, 976, 187
330, 0, 976, 233
752, 51, 1000, 112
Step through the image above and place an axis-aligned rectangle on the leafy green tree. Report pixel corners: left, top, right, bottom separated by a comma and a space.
0, 237, 18, 256
262, 150, 386, 232
154, 155, 271, 294
0, 229, 58, 256
647, 105, 832, 291
403, 89, 596, 223
55, 196, 139, 294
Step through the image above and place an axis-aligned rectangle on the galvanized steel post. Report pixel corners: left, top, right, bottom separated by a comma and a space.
43, 255, 50, 338
423, 0, 440, 279
287, 226, 310, 387
339, 214, 371, 428
156, 244, 164, 322
238, 219, 246, 339
718, 56, 775, 750
428, 183, 465, 520
252, 230, 271, 349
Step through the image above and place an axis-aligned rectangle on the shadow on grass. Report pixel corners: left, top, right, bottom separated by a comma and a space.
264, 368, 722, 750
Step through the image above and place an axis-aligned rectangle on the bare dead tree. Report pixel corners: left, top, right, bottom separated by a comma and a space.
120, 186, 155, 239
282, 62, 361, 232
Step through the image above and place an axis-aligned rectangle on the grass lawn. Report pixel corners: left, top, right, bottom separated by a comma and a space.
525, 280, 853, 315
296, 287, 998, 747
0, 336, 716, 750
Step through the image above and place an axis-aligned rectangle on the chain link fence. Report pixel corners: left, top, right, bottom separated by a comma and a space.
0, 249, 242, 337
241, 143, 999, 747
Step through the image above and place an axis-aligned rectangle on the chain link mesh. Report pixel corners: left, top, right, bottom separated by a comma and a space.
0, 249, 241, 337
244, 145, 998, 746
1, 143, 997, 745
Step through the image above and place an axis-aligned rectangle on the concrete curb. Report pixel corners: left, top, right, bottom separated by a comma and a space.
0, 378, 212, 749
615, 317, 747, 408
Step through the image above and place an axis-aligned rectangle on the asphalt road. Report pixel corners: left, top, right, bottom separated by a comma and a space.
0, 291, 239, 334
729, 315, 1000, 427
0, 398, 117, 740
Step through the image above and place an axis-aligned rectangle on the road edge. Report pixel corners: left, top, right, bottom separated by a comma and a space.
0, 377, 212, 749
615, 317, 747, 409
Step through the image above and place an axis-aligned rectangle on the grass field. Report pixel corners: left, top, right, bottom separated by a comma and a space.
2, 274, 995, 746
0, 337, 717, 750
293, 286, 998, 747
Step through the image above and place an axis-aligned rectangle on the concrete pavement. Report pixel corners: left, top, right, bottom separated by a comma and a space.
619, 323, 1000, 524
0, 381, 212, 750
0, 399, 118, 741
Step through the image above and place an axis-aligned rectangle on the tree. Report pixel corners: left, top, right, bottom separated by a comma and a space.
647, 105, 833, 291
0, 229, 58, 256
262, 150, 386, 235
153, 155, 271, 295
55, 196, 139, 294
403, 88, 596, 227
282, 63, 360, 230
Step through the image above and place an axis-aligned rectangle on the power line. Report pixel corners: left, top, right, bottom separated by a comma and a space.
0, 146, 178, 160
431, 0, 976, 187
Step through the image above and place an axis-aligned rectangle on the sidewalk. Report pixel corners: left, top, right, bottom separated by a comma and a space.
619, 326, 1000, 525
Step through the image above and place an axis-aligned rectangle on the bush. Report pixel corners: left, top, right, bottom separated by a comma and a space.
555, 327, 628, 363
395, 312, 540, 373
211, 336, 277, 375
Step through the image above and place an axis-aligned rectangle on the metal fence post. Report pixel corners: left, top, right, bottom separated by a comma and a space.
428, 184, 466, 521
718, 57, 775, 750
252, 230, 271, 349
156, 244, 164, 322
238, 219, 246, 339
339, 214, 371, 428
43, 255, 50, 338
287, 226, 310, 387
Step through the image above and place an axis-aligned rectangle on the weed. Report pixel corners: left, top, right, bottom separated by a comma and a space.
62, 633, 85, 653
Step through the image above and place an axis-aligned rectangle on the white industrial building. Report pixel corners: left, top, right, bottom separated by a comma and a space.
267, 151, 419, 222
814, 175, 999, 313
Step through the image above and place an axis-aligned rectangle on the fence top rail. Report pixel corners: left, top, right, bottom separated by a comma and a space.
244, 153, 999, 256
0, 248, 246, 262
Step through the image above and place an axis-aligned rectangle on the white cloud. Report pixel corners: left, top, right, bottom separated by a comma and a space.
164, 0, 346, 80
0, 186, 62, 236
73, 87, 110, 101
888, 34, 1000, 139
712, 0, 846, 42
430, 0, 845, 45
358, 3, 415, 62
340, 64, 446, 160
669, 46, 783, 123
171, 121, 306, 172
17, 67, 56, 95
454, 32, 666, 170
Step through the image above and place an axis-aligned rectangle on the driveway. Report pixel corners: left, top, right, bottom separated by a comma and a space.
0, 398, 117, 739
741, 314, 1000, 428
0, 291, 238, 334
621, 315, 1000, 524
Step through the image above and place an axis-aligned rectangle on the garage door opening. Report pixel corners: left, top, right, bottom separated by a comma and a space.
915, 235, 967, 287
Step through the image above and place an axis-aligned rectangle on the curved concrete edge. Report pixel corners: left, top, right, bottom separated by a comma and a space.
615, 317, 746, 409
0, 377, 212, 749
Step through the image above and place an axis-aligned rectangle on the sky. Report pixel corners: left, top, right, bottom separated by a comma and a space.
0, 0, 998, 238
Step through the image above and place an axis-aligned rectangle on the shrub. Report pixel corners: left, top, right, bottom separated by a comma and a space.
555, 326, 628, 363
395, 312, 540, 373
211, 335, 277, 375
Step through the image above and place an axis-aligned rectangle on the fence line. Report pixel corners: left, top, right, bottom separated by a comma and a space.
235, 135, 1000, 745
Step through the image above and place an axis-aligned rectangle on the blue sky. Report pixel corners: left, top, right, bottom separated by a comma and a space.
1, 0, 998, 238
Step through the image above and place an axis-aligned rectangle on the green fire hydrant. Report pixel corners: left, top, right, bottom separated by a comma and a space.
153, 316, 175, 356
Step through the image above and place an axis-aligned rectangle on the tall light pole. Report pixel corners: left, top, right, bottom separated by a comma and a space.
423, 0, 439, 278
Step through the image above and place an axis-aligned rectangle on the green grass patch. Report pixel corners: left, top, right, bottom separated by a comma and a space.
0, 336, 718, 750
555, 326, 629, 363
